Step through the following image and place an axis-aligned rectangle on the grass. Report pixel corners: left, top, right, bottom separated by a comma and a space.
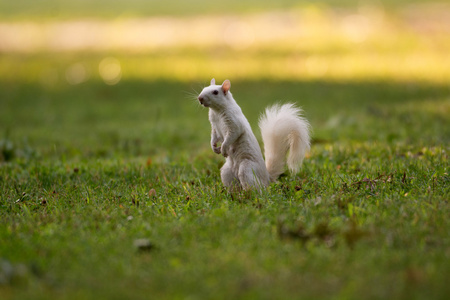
0, 0, 441, 20
1, 136, 448, 299
1, 2, 450, 299
1, 78, 448, 299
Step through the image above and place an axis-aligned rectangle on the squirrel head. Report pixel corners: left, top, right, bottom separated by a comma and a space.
198, 79, 232, 110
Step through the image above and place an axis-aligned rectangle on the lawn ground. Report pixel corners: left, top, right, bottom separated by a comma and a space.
1, 1, 449, 299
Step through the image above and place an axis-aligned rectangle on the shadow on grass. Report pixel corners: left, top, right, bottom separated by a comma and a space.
0, 79, 448, 161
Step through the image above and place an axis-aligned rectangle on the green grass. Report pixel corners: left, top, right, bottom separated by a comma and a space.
0, 0, 440, 20
1, 77, 449, 299
1, 3, 450, 299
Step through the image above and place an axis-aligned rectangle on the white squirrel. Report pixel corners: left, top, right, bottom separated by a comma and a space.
198, 79, 311, 190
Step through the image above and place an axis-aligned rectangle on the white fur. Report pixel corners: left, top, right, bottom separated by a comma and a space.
259, 103, 311, 182
198, 79, 311, 190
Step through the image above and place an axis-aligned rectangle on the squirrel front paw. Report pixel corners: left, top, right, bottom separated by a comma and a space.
221, 145, 229, 157
212, 143, 221, 154
213, 146, 221, 154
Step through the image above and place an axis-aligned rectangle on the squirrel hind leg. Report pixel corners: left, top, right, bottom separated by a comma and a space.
221, 160, 240, 189
237, 160, 269, 191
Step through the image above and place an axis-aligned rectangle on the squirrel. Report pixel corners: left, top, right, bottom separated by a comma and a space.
198, 78, 311, 190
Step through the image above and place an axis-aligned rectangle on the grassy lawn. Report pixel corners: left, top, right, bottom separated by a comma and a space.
0, 0, 441, 20
1, 1, 449, 299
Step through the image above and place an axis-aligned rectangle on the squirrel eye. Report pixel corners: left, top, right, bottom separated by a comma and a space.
212, 90, 219, 95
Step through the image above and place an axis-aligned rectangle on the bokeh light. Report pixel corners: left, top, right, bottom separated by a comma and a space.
66, 63, 88, 85
99, 57, 121, 85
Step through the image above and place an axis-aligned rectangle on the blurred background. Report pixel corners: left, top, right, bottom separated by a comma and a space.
0, 0, 449, 162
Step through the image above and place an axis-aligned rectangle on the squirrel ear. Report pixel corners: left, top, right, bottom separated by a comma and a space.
210, 78, 216, 85
222, 79, 231, 95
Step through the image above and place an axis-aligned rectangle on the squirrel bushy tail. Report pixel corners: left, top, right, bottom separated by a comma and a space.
258, 103, 311, 182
